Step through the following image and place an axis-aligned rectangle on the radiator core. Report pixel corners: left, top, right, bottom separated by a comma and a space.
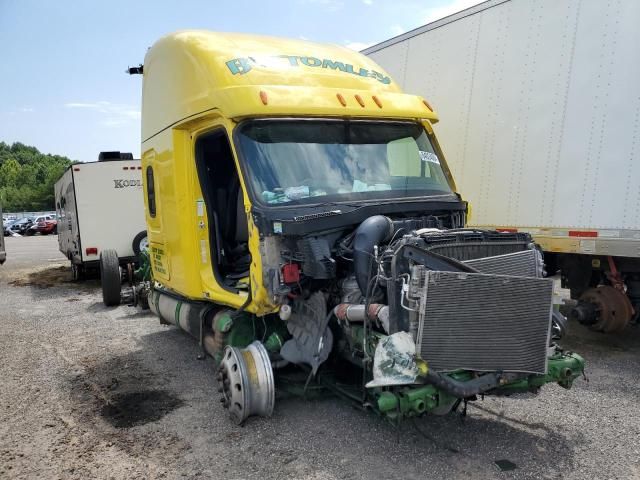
413, 269, 552, 374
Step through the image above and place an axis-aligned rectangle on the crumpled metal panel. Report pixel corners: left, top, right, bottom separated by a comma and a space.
413, 269, 552, 374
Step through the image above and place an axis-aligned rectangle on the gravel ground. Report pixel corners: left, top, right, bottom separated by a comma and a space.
1, 235, 639, 479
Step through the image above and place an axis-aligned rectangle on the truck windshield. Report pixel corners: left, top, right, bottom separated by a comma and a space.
236, 120, 453, 206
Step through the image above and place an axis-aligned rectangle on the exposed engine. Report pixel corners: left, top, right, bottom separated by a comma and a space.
243, 213, 581, 421
266, 215, 548, 367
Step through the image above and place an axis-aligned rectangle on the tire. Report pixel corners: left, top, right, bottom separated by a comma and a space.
100, 249, 122, 306
132, 231, 149, 257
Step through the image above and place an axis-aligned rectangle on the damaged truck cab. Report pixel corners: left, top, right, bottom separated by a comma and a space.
130, 31, 584, 424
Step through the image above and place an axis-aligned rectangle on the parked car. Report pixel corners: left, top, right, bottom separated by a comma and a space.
3, 219, 17, 236
3, 215, 17, 225
8, 217, 34, 235
27, 218, 58, 235
25, 215, 56, 236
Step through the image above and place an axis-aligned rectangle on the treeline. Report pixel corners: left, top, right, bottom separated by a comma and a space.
0, 142, 73, 211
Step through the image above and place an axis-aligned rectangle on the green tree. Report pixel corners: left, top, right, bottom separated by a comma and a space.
0, 142, 73, 211
0, 157, 21, 188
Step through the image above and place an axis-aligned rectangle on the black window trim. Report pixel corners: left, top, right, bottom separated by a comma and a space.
146, 165, 157, 217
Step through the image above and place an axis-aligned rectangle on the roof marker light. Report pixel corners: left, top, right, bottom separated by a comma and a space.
73, 167, 80, 171
355, 95, 365, 107
336, 93, 347, 107
422, 99, 433, 112
372, 96, 382, 108
123, 166, 129, 170
259, 91, 268, 105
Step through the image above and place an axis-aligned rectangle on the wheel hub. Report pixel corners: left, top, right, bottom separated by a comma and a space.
578, 285, 634, 333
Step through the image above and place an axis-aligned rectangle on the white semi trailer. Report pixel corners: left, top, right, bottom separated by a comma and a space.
55, 152, 148, 281
365, 0, 640, 332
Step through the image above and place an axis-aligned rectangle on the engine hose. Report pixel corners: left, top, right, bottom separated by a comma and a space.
353, 215, 394, 295
423, 371, 503, 398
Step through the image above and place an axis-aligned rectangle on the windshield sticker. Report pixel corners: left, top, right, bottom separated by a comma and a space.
226, 55, 391, 85
419, 151, 440, 164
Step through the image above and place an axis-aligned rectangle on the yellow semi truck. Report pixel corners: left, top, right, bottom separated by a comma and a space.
111, 31, 584, 425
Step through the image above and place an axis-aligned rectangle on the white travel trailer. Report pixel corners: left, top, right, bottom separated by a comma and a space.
55, 152, 147, 280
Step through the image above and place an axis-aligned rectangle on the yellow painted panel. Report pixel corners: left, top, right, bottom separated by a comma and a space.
142, 31, 437, 140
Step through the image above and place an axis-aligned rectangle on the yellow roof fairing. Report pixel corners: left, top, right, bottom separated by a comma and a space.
141, 31, 438, 141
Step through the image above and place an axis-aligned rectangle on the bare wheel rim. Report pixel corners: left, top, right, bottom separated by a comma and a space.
217, 342, 274, 425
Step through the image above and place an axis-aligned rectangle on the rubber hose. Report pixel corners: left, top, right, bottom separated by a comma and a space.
352, 215, 394, 295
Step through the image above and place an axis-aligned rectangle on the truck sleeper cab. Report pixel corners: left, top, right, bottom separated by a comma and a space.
132, 31, 584, 425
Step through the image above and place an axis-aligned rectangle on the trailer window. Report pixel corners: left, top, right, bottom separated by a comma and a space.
146, 166, 156, 217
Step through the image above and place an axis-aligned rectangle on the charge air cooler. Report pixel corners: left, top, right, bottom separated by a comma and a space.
409, 267, 552, 374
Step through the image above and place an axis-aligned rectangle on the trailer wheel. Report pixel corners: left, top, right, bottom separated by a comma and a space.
100, 249, 122, 306
132, 231, 149, 257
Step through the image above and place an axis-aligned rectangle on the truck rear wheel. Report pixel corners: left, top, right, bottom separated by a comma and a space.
100, 249, 122, 306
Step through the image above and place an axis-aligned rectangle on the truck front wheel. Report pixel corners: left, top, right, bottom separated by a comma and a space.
100, 249, 122, 306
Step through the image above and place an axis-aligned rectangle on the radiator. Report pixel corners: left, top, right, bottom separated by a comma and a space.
463, 249, 544, 278
412, 269, 552, 374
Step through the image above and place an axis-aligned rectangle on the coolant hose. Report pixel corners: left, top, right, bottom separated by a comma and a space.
353, 215, 394, 295
423, 371, 503, 398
